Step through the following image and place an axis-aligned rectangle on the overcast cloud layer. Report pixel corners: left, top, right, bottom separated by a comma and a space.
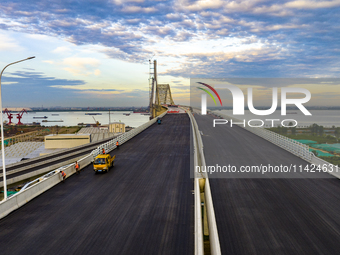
0, 0, 339, 106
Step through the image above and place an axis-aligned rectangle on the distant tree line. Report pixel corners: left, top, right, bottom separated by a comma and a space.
269, 123, 340, 138
310, 123, 324, 136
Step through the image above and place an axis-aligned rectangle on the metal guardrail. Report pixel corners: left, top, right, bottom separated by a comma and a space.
212, 111, 313, 162
15, 169, 62, 195
7, 152, 92, 197
186, 107, 221, 255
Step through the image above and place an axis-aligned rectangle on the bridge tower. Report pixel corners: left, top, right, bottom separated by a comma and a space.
149, 59, 156, 119
156, 84, 174, 105
148, 60, 174, 118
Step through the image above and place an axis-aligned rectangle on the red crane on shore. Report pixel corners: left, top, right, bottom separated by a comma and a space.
16, 109, 27, 125
4, 108, 14, 125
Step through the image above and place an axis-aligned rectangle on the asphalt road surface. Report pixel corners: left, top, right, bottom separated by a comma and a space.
194, 112, 340, 255
0, 114, 193, 255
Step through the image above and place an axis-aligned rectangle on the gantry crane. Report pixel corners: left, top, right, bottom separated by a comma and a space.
4, 108, 14, 125
16, 109, 27, 125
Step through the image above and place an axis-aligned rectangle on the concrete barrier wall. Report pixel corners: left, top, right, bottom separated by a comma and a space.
311, 156, 340, 179
187, 107, 204, 255
0, 154, 85, 188
15, 173, 61, 208
194, 178, 204, 255
0, 154, 92, 219
204, 178, 221, 255
0, 194, 19, 219
0, 171, 60, 219
187, 108, 221, 255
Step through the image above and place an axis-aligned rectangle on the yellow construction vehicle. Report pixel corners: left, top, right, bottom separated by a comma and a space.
93, 154, 115, 173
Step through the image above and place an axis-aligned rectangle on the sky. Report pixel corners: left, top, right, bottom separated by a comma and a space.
0, 0, 339, 108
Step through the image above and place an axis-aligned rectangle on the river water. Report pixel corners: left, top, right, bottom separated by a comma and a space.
8, 110, 340, 128
218, 110, 340, 127
16, 111, 150, 127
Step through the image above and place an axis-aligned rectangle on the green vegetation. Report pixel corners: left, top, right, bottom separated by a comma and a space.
310, 149, 333, 157
286, 134, 337, 144
268, 123, 339, 144
57, 126, 81, 134
268, 126, 289, 134
335, 127, 340, 139
267, 123, 340, 157
296, 140, 317, 145
319, 156, 340, 167
312, 144, 340, 154
310, 123, 324, 136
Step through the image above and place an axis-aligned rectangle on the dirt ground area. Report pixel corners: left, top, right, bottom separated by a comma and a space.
3, 125, 81, 140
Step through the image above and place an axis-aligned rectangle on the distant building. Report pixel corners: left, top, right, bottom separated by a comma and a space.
77, 127, 115, 142
44, 134, 91, 149
2, 107, 32, 111
109, 122, 125, 133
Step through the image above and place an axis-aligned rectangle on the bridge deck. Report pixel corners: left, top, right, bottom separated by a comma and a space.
195, 113, 340, 255
0, 114, 193, 255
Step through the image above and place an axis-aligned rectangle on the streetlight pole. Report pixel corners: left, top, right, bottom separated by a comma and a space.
0, 56, 35, 200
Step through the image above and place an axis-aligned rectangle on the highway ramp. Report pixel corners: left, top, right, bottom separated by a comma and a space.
194, 113, 340, 254
0, 114, 193, 255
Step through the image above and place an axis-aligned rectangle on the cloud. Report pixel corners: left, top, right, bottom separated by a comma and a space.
74, 88, 149, 101
51, 86, 122, 92
43, 60, 54, 64
0, 70, 87, 106
62, 57, 101, 76
0, 70, 150, 107
52, 46, 72, 54
113, 0, 145, 5
101, 47, 153, 63
94, 69, 101, 76
0, 32, 22, 51
121, 5, 157, 13
175, 0, 224, 12
2, 71, 85, 86
285, 0, 340, 9
0, 0, 339, 80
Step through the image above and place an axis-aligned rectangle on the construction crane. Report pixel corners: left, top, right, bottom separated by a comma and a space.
92, 116, 100, 127
4, 108, 14, 125
16, 109, 27, 125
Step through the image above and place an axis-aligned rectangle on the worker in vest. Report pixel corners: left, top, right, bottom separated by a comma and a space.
61, 171, 66, 182
116, 141, 119, 149
102, 148, 105, 154
75, 161, 80, 174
